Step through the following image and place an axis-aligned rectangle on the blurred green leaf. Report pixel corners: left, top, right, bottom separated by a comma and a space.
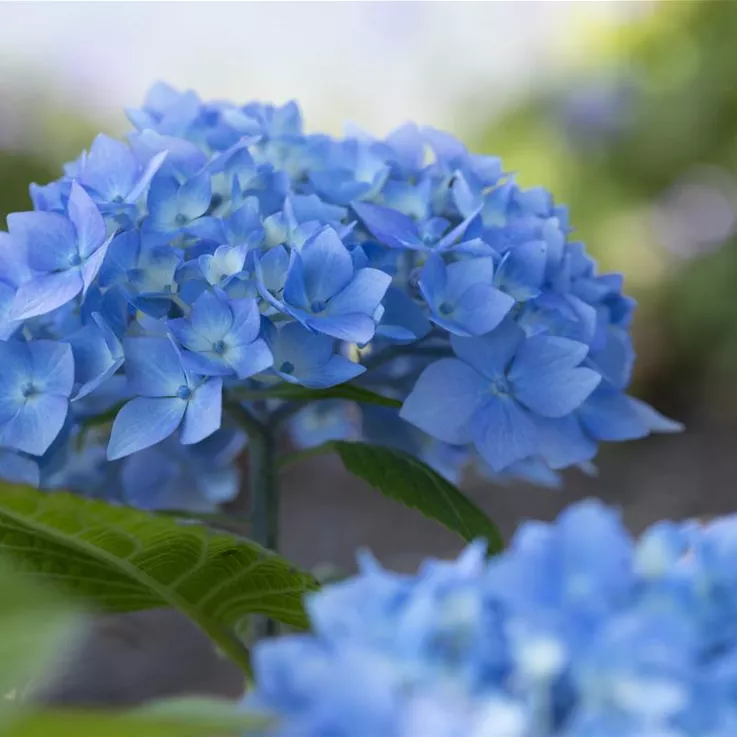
0, 564, 79, 725
284, 442, 503, 552
0, 484, 318, 675
4, 697, 270, 737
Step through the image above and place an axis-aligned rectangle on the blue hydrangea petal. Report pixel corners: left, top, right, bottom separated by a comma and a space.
10, 270, 83, 321
578, 386, 648, 442
327, 269, 391, 318
437, 283, 514, 337
0, 449, 40, 486
0, 231, 32, 288
7, 210, 76, 273
352, 201, 422, 249
98, 230, 140, 287
64, 316, 123, 400
300, 227, 354, 304
297, 355, 365, 389
629, 398, 684, 434
513, 365, 601, 418
28, 340, 74, 396
400, 358, 487, 445
79, 134, 138, 201
180, 378, 222, 445
189, 291, 234, 342
80, 233, 114, 294
225, 338, 273, 380
282, 251, 310, 311
126, 150, 168, 204
1, 394, 69, 457
123, 336, 186, 397
470, 396, 540, 472
538, 415, 598, 470
270, 321, 333, 374
68, 182, 107, 260
511, 335, 590, 378
107, 396, 186, 460
375, 287, 431, 343
306, 313, 376, 345
495, 241, 548, 301
177, 172, 212, 220
451, 320, 525, 380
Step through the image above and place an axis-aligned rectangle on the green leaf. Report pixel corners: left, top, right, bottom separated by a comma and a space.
286, 442, 503, 552
240, 383, 402, 409
4, 698, 270, 737
0, 483, 319, 675
0, 564, 80, 718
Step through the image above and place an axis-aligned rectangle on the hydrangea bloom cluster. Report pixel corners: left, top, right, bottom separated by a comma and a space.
247, 501, 737, 737
0, 83, 680, 507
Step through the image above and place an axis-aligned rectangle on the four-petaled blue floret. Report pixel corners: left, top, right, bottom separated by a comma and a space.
245, 500, 737, 737
0, 83, 681, 505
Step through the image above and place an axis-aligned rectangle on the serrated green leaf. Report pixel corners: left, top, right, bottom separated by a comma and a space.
240, 383, 402, 409
287, 442, 503, 552
0, 484, 319, 674
4, 698, 270, 737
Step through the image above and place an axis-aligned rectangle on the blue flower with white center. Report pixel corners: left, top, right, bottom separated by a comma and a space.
0, 339, 74, 456
400, 319, 601, 472
168, 290, 272, 379
258, 226, 391, 345
146, 171, 217, 240
107, 336, 223, 460
418, 254, 514, 337
8, 182, 113, 321
261, 319, 364, 389
78, 134, 167, 210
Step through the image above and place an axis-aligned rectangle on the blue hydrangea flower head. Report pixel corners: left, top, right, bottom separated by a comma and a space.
0, 82, 680, 508
245, 501, 737, 737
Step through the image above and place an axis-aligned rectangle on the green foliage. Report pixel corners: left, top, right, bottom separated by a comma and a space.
284, 442, 503, 552
4, 699, 269, 737
0, 483, 319, 674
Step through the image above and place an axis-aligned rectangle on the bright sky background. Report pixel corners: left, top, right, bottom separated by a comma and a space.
0, 1, 644, 141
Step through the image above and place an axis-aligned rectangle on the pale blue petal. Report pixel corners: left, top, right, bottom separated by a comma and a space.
443, 257, 496, 301
147, 176, 180, 226
1, 395, 69, 456
180, 378, 222, 445
470, 396, 540, 472
126, 150, 168, 203
228, 297, 261, 344
0, 342, 30, 420
510, 335, 590, 379
10, 270, 83, 321
446, 284, 514, 337
7, 210, 75, 272
178, 172, 212, 220
80, 134, 138, 201
630, 398, 684, 434
307, 313, 375, 345
327, 268, 391, 317
418, 254, 448, 306
300, 227, 354, 303
0, 449, 40, 486
514, 366, 601, 418
400, 358, 487, 445
352, 201, 421, 249
272, 321, 333, 373
190, 291, 233, 342
282, 251, 310, 310
80, 233, 114, 293
578, 387, 648, 442
107, 397, 186, 460
123, 336, 186, 397
538, 415, 597, 470
298, 354, 365, 389
68, 181, 106, 259
495, 240, 547, 299
258, 245, 290, 293
435, 209, 481, 251
376, 287, 431, 343
450, 320, 524, 380
28, 340, 74, 396
0, 231, 32, 288
226, 337, 272, 379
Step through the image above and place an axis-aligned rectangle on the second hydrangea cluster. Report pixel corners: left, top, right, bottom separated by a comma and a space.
248, 501, 737, 737
0, 84, 680, 508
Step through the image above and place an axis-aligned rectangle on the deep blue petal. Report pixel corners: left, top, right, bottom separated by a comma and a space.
123, 336, 186, 397
180, 378, 222, 445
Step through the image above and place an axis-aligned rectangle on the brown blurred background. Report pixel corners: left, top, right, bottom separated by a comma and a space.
4, 0, 737, 709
